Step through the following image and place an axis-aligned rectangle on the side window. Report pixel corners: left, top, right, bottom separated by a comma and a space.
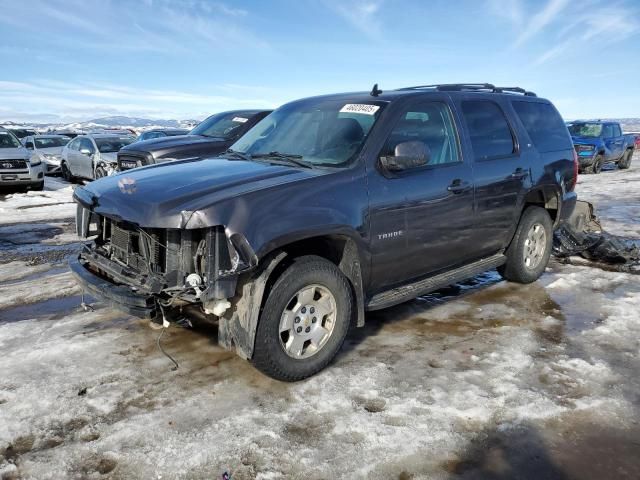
512, 101, 572, 153
68, 138, 80, 150
80, 138, 95, 153
382, 102, 460, 166
612, 124, 622, 137
461, 101, 515, 160
602, 124, 614, 138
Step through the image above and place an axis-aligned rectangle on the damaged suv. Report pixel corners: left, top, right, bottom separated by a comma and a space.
71, 83, 578, 381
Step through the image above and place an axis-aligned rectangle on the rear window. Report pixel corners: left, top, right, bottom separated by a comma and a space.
461, 101, 515, 160
513, 101, 572, 153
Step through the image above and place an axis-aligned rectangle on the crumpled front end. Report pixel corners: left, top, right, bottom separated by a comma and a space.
71, 203, 257, 318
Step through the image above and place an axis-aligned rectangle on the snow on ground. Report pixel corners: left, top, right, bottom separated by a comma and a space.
0, 177, 76, 226
0, 162, 639, 479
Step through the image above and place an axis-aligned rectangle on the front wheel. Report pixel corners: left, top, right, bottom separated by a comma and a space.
61, 162, 75, 183
585, 154, 603, 174
94, 166, 107, 179
252, 256, 353, 381
498, 206, 553, 284
618, 150, 633, 170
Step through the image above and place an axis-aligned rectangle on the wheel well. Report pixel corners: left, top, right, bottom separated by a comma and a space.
523, 188, 558, 223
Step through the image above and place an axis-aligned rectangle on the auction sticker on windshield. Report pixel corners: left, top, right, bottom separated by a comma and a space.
232, 117, 249, 123
340, 104, 380, 115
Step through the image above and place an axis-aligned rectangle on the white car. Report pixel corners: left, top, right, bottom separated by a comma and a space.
0, 128, 44, 191
22, 135, 70, 174
61, 134, 134, 182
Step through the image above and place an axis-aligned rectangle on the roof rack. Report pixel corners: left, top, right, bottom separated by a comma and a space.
397, 83, 537, 97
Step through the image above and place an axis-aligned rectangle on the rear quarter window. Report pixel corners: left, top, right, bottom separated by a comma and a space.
461, 101, 515, 160
512, 101, 572, 153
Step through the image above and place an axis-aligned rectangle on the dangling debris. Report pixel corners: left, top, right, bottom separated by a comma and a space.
553, 200, 640, 272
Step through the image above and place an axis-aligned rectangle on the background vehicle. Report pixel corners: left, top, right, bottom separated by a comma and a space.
135, 128, 190, 142
22, 134, 70, 174
117, 109, 271, 170
624, 131, 640, 149
51, 129, 83, 138
0, 128, 44, 191
61, 134, 134, 182
5, 127, 38, 140
72, 83, 577, 381
567, 120, 635, 173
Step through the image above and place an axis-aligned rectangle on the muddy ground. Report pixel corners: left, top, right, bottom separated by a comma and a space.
1, 159, 639, 480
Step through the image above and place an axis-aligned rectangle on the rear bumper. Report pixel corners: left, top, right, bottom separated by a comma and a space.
557, 191, 578, 227
69, 255, 156, 318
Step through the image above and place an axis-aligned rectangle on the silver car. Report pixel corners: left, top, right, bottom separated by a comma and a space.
23, 135, 70, 174
61, 134, 134, 182
0, 128, 45, 191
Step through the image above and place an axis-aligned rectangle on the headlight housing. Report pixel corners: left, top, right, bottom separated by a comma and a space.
30, 156, 41, 166
42, 153, 61, 164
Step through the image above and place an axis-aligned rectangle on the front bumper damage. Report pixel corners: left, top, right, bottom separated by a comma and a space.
553, 200, 640, 272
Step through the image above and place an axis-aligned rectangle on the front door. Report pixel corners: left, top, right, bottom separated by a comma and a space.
367, 100, 475, 292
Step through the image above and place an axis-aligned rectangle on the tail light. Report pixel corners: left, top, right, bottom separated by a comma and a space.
569, 149, 579, 191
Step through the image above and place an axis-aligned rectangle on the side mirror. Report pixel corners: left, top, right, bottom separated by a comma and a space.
80, 148, 94, 156
25, 143, 34, 150
380, 141, 430, 172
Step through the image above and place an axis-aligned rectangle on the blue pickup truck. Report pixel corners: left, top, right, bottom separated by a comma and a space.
567, 120, 635, 173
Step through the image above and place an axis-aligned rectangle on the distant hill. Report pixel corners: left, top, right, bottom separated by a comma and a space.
64, 116, 197, 129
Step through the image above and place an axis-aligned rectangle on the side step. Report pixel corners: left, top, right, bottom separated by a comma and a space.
365, 253, 506, 311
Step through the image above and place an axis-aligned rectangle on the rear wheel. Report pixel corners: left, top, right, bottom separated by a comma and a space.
252, 256, 353, 381
498, 206, 553, 284
618, 150, 633, 170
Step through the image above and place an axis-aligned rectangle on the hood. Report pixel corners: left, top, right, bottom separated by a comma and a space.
0, 147, 29, 160
100, 152, 118, 164
38, 146, 64, 156
76, 157, 329, 229
122, 134, 228, 155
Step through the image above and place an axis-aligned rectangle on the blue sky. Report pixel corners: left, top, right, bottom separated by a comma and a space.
1, 0, 638, 123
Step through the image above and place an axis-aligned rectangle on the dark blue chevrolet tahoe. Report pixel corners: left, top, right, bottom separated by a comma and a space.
71, 83, 578, 381
568, 120, 635, 173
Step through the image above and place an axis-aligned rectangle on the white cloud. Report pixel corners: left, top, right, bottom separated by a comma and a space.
325, 0, 384, 37
514, 0, 570, 46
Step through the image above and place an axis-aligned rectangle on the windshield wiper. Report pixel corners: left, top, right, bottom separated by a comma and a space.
223, 148, 252, 161
252, 151, 312, 169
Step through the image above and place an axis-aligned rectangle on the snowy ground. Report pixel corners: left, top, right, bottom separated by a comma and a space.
1, 157, 639, 480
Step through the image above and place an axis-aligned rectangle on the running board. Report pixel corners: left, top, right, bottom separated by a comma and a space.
366, 253, 506, 311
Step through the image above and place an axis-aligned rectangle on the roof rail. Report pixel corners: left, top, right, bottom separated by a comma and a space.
397, 83, 537, 97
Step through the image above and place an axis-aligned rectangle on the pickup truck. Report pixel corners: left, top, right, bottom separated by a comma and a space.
71, 83, 578, 381
567, 120, 635, 173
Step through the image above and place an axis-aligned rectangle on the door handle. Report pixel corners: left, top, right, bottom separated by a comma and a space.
447, 179, 471, 194
511, 168, 528, 179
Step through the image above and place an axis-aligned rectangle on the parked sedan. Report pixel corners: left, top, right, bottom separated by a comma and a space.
61, 134, 134, 182
22, 135, 70, 174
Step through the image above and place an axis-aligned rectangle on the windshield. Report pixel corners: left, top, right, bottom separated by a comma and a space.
231, 100, 385, 167
0, 131, 22, 148
95, 137, 134, 153
567, 123, 602, 138
190, 112, 254, 139
35, 137, 69, 148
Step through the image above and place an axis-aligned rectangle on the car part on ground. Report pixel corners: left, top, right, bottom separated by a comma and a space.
72, 83, 578, 380
553, 200, 640, 272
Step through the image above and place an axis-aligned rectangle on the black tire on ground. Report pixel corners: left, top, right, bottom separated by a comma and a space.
30, 180, 44, 191
618, 150, 633, 170
585, 154, 603, 174
61, 162, 75, 183
498, 206, 553, 284
95, 166, 107, 179
252, 255, 353, 382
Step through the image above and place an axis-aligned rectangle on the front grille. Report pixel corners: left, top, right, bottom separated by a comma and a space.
0, 159, 28, 170
104, 219, 166, 273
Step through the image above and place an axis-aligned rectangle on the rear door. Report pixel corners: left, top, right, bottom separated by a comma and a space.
456, 98, 530, 256
367, 98, 475, 291
65, 138, 80, 174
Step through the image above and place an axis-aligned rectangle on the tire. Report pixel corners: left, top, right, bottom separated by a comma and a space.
252, 255, 353, 381
61, 162, 75, 183
585, 154, 603, 174
618, 150, 633, 170
498, 206, 553, 284
95, 166, 107, 179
